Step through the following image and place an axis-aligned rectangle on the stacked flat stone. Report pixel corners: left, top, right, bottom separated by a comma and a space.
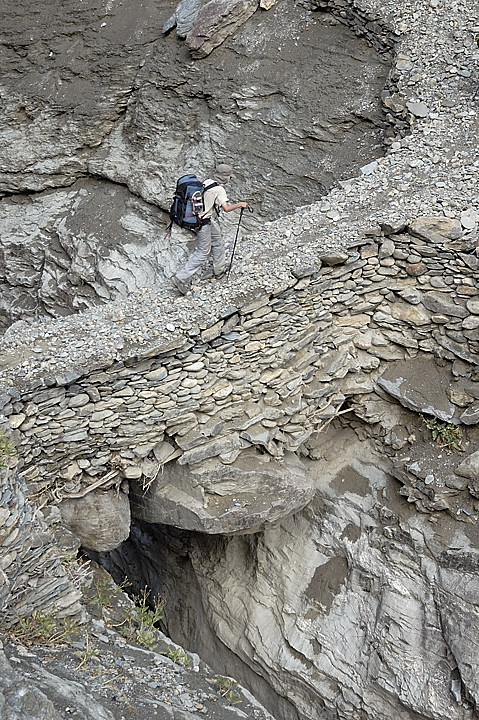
0, 217, 478, 546
0, 422, 83, 625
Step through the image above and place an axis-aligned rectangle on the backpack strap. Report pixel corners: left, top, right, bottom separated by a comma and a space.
202, 181, 221, 218
163, 219, 173, 241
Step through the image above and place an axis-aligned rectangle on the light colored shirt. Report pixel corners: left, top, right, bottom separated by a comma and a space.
201, 179, 228, 220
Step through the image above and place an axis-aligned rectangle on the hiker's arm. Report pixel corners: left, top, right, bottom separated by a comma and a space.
221, 201, 248, 212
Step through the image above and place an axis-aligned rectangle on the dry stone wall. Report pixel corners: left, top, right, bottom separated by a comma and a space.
0, 421, 83, 626
1, 215, 478, 552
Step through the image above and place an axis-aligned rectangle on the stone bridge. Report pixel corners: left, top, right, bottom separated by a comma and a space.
1, 215, 478, 555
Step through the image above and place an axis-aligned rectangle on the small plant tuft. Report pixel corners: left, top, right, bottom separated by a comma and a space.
82, 576, 130, 618
210, 676, 242, 705
161, 646, 190, 666
74, 631, 98, 670
12, 610, 78, 645
130, 588, 165, 651
110, 587, 165, 651
0, 434, 16, 472
421, 415, 464, 452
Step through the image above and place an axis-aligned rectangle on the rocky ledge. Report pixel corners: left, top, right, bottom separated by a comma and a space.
0, 0, 477, 384
1, 0, 479, 719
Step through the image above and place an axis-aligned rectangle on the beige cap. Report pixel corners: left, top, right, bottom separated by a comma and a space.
213, 163, 233, 184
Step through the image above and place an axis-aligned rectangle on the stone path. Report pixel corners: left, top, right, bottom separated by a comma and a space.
0, 0, 477, 387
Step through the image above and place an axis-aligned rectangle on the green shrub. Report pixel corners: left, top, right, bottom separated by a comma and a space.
210, 676, 242, 705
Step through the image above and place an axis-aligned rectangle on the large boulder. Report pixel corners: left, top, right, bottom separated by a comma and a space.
377, 356, 460, 423
129, 449, 315, 534
60, 489, 131, 552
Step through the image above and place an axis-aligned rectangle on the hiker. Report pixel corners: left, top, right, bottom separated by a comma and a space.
171, 164, 248, 295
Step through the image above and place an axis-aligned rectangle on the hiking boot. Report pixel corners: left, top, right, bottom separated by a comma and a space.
214, 271, 226, 281
171, 275, 188, 295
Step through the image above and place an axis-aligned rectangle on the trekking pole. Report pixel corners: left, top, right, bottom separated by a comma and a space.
227, 206, 253, 279
162, 220, 173, 241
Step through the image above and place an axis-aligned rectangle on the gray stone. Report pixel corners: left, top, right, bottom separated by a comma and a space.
462, 316, 479, 330
130, 449, 315, 534
409, 217, 462, 243
0, 652, 64, 720
318, 251, 349, 266
421, 292, 468, 319
460, 402, 479, 426
177, 433, 240, 464
377, 356, 458, 422
145, 367, 168, 381
378, 238, 395, 259
433, 332, 479, 366
186, 0, 258, 58
163, 0, 201, 37
466, 298, 479, 315
60, 489, 131, 552
406, 100, 429, 117
394, 287, 422, 305
453, 451, 479, 480
460, 209, 477, 230
390, 302, 430, 326
1, 2, 479, 718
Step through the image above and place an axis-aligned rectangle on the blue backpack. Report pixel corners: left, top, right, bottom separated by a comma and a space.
168, 174, 218, 232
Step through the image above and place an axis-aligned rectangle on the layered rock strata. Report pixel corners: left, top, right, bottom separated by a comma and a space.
0, 0, 392, 332
0, 422, 83, 628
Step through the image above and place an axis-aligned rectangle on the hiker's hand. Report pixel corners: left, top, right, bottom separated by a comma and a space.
239, 202, 248, 209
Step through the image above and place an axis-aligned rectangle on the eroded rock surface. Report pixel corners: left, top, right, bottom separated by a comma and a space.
0, 0, 391, 330
0, 0, 164, 194
0, 180, 188, 332
94, 1, 390, 219
1, 0, 479, 718
102, 430, 479, 720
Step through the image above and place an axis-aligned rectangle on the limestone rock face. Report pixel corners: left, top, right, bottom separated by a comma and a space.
0, 180, 188, 331
114, 430, 479, 720
60, 489, 131, 552
0, 0, 390, 330
129, 449, 315, 534
101, 1, 389, 222
0, 0, 164, 195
